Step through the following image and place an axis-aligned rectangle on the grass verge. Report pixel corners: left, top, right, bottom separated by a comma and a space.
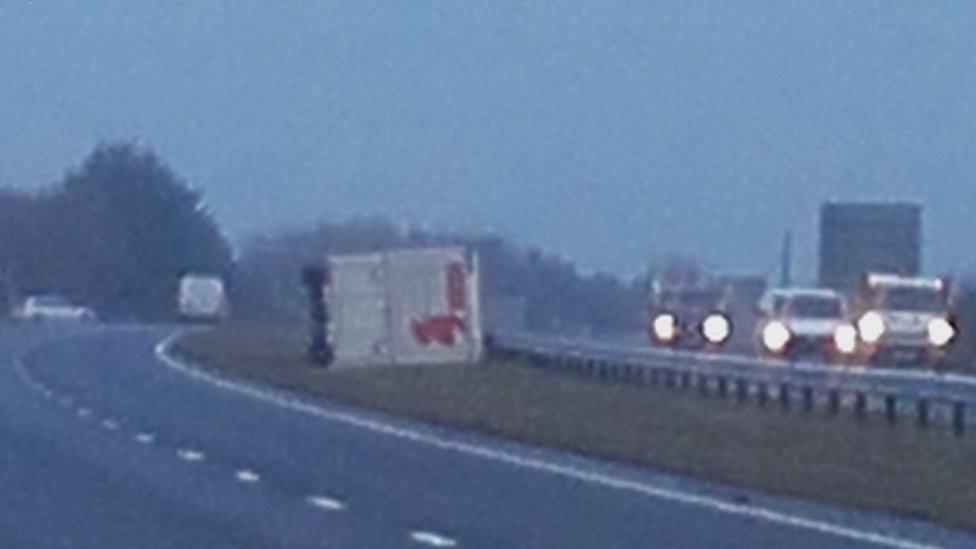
175, 323, 976, 533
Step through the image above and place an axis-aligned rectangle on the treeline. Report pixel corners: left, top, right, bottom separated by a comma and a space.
0, 142, 643, 333
0, 143, 232, 320
234, 217, 646, 335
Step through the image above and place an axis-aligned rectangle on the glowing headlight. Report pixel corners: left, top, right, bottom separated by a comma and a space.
701, 313, 731, 345
833, 324, 857, 354
652, 313, 678, 343
927, 317, 955, 347
857, 311, 885, 344
762, 321, 791, 353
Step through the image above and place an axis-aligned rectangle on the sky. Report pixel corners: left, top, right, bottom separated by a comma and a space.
1, 1, 975, 281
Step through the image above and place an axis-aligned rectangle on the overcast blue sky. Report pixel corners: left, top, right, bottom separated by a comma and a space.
1, 1, 975, 281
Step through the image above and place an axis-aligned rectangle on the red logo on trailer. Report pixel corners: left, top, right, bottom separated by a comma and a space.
411, 261, 468, 346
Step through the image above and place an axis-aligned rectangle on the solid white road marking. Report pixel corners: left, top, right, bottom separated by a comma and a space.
101, 419, 119, 431
305, 495, 346, 511
177, 448, 205, 462
235, 469, 260, 483
155, 333, 940, 549
410, 531, 458, 547
135, 432, 156, 444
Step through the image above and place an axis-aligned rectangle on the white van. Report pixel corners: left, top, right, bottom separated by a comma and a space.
178, 274, 228, 322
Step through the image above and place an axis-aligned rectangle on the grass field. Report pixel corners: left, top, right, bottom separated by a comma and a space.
176, 323, 976, 533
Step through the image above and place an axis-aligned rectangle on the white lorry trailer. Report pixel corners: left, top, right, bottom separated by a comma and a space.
323, 247, 482, 366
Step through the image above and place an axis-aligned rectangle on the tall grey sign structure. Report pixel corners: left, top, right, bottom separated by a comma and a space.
818, 201, 921, 293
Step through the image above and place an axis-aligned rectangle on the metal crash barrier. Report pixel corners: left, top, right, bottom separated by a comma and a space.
488, 332, 976, 437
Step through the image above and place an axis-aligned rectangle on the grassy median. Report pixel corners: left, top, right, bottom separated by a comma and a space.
175, 323, 976, 533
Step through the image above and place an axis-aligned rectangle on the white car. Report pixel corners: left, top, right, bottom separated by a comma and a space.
16, 295, 98, 322
756, 288, 856, 361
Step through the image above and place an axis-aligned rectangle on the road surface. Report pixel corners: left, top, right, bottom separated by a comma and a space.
0, 324, 970, 548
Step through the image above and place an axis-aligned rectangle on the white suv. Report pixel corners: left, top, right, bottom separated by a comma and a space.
756, 288, 857, 361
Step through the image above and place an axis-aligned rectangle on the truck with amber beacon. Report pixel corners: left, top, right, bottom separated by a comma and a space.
853, 273, 955, 366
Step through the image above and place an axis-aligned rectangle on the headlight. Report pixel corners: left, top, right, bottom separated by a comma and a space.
833, 324, 857, 354
857, 311, 885, 344
652, 313, 678, 343
701, 313, 731, 345
762, 321, 791, 353
927, 317, 955, 347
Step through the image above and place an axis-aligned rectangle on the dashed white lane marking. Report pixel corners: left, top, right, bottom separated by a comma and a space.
235, 469, 260, 483
77, 407, 91, 418
410, 531, 458, 547
101, 419, 119, 431
305, 495, 346, 511
135, 432, 156, 444
177, 448, 205, 462
155, 332, 942, 549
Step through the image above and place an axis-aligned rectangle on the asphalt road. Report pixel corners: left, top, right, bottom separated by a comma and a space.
0, 324, 972, 548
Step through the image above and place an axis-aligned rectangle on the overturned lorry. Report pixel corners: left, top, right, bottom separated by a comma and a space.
317, 247, 482, 366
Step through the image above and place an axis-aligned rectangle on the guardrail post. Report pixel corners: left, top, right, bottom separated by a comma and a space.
828, 390, 840, 416
698, 374, 709, 396
736, 379, 748, 403
650, 368, 660, 386
680, 372, 691, 389
885, 395, 897, 425
854, 392, 867, 421
757, 383, 768, 407
717, 377, 728, 398
779, 383, 790, 410
664, 369, 675, 389
953, 401, 965, 437
802, 387, 814, 412
916, 399, 930, 428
